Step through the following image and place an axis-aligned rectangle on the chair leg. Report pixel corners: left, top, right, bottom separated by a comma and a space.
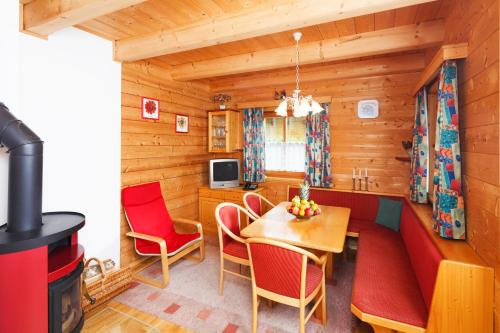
252, 290, 258, 333
320, 276, 327, 325
219, 255, 224, 295
199, 240, 205, 262
159, 252, 170, 288
299, 302, 306, 333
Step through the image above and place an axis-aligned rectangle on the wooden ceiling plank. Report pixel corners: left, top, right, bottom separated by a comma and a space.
113, 0, 439, 62
354, 14, 375, 34
169, 20, 445, 81
22, 0, 148, 36
210, 53, 426, 92
394, 5, 419, 26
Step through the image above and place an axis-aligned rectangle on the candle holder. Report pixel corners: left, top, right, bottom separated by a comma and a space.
358, 178, 362, 191
364, 176, 369, 191
352, 178, 356, 191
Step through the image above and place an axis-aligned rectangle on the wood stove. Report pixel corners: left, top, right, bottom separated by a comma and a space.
0, 103, 85, 333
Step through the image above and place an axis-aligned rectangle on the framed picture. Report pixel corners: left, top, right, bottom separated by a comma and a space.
141, 97, 159, 120
175, 114, 189, 133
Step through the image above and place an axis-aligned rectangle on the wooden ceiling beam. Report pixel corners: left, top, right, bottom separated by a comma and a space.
171, 20, 444, 81
210, 53, 426, 92
113, 0, 439, 62
22, 0, 148, 36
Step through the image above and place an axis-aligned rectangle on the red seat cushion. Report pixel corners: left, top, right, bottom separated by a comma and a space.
223, 240, 249, 260
352, 225, 428, 328
137, 232, 201, 255
347, 218, 376, 235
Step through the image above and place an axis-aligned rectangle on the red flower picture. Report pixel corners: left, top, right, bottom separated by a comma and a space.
141, 97, 159, 120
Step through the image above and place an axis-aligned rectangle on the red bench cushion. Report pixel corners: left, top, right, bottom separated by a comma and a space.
400, 204, 443, 310
352, 225, 428, 328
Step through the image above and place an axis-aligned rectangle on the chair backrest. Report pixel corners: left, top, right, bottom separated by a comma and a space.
215, 203, 250, 247
247, 238, 309, 299
121, 182, 175, 239
243, 192, 262, 219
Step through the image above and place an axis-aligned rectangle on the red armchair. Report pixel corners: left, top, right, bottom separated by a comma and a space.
246, 238, 327, 333
122, 182, 204, 288
243, 192, 275, 220
215, 202, 255, 295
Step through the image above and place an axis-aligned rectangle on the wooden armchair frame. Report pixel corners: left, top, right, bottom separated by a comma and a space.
125, 217, 204, 289
215, 202, 256, 295
242, 192, 276, 220
246, 238, 327, 333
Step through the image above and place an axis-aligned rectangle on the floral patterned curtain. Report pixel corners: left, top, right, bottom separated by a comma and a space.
410, 88, 429, 203
433, 61, 465, 240
305, 103, 332, 188
243, 108, 265, 182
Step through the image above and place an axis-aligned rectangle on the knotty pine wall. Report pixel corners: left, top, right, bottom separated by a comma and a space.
121, 61, 237, 266
210, 54, 421, 203
442, 0, 499, 330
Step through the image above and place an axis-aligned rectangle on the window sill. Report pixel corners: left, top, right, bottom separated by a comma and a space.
265, 171, 305, 179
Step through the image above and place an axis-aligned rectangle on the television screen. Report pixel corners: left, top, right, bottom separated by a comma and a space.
213, 161, 239, 181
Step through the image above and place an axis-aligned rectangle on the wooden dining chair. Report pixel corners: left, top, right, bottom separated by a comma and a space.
215, 202, 255, 295
243, 192, 275, 220
122, 182, 204, 289
246, 238, 327, 333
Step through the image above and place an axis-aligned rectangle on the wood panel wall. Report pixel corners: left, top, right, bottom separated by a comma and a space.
120, 61, 236, 266
441, 0, 499, 330
210, 54, 421, 203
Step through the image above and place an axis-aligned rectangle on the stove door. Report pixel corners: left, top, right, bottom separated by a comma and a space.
49, 262, 84, 333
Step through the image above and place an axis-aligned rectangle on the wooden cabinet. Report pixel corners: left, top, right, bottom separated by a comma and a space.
199, 186, 264, 234
208, 110, 242, 153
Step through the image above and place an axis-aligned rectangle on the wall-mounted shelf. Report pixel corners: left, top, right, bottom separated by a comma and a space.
395, 156, 411, 162
412, 43, 468, 96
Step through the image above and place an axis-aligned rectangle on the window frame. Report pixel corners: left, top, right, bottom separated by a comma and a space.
263, 112, 306, 179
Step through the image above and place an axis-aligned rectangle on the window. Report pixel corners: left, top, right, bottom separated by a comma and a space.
264, 116, 306, 173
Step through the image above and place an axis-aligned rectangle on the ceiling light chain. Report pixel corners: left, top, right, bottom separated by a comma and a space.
275, 32, 324, 118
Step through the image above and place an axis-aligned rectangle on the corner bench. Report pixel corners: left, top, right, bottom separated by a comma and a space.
288, 187, 494, 333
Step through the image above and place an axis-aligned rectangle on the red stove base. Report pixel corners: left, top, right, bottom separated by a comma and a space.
0, 230, 84, 333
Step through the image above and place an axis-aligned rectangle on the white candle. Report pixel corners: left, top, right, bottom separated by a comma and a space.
352, 168, 355, 179
358, 168, 361, 179
365, 168, 368, 177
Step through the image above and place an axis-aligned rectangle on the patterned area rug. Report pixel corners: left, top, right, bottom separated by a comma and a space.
115, 245, 355, 333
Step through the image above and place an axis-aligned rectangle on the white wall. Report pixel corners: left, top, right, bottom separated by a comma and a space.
0, 6, 121, 264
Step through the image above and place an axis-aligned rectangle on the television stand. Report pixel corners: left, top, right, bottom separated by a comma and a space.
198, 185, 264, 235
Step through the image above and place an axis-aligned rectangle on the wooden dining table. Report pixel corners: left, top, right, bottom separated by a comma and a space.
240, 201, 350, 322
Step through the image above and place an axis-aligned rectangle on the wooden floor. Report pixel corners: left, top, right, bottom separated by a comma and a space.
83, 299, 373, 333
82, 301, 193, 333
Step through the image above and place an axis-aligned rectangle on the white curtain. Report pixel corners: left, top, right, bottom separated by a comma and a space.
265, 142, 305, 172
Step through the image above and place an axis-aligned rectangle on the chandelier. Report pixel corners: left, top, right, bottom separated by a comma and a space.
275, 32, 324, 117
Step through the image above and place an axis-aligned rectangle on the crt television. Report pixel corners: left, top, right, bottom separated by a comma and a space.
209, 159, 240, 189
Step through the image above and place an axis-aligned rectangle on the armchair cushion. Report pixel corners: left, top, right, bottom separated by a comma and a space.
137, 231, 201, 256
245, 194, 262, 217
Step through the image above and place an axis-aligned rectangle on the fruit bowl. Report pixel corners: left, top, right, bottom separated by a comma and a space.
287, 196, 321, 220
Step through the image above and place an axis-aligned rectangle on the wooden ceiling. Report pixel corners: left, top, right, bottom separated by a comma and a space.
75, 0, 450, 66
20, 0, 451, 80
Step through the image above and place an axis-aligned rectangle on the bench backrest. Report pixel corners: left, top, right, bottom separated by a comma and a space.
288, 187, 402, 221
400, 203, 443, 310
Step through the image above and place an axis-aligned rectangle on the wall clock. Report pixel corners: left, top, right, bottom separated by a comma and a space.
357, 100, 379, 119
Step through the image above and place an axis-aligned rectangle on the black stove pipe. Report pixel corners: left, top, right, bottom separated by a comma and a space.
0, 103, 43, 233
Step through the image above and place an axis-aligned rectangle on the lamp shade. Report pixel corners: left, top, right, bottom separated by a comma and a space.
311, 100, 324, 114
275, 100, 288, 117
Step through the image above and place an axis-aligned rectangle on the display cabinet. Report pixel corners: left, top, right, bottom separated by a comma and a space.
208, 110, 242, 153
